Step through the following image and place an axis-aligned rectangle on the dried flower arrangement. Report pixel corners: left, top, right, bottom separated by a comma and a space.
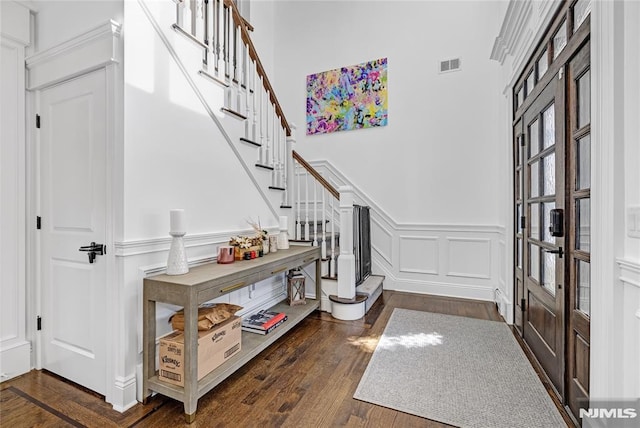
247, 217, 268, 241
228, 218, 268, 260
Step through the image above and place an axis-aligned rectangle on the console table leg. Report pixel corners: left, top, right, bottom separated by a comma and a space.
184, 411, 196, 424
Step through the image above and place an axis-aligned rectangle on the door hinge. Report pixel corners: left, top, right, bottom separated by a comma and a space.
520, 216, 526, 229
36, 216, 41, 230
36, 114, 41, 128
37, 316, 42, 331
520, 298, 526, 310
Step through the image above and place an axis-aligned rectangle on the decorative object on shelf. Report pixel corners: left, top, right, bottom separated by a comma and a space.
241, 310, 287, 334
306, 57, 388, 135
217, 246, 235, 264
269, 234, 278, 253
169, 303, 243, 331
229, 235, 262, 260
287, 269, 306, 306
277, 215, 290, 249
167, 209, 189, 275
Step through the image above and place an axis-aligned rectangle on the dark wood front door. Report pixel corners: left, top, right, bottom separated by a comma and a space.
566, 39, 591, 419
512, 1, 591, 423
519, 74, 566, 395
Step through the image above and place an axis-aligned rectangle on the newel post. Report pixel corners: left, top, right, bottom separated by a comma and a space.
285, 123, 296, 214
337, 186, 356, 299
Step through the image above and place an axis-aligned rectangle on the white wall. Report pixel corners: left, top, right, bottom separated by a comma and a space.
258, 0, 507, 306
123, 0, 279, 240
32, 0, 123, 52
272, 1, 504, 226
614, 0, 640, 402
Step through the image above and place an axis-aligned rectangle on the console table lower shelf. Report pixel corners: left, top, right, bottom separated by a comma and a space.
146, 298, 319, 421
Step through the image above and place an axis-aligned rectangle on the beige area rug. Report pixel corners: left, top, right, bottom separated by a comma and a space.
354, 309, 566, 428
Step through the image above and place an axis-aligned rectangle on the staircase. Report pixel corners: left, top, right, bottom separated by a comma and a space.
148, 0, 382, 318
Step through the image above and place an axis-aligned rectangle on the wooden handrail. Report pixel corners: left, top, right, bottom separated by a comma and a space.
224, 0, 291, 136
292, 150, 340, 200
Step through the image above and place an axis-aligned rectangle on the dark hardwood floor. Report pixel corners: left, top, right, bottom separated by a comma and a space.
0, 291, 572, 427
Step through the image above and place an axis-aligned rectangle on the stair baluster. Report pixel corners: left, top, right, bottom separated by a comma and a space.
233, 26, 240, 111
259, 78, 265, 163
265, 93, 271, 167
203, 0, 209, 63
304, 172, 310, 240
296, 162, 301, 239
313, 180, 318, 246
330, 194, 336, 277
271, 108, 277, 185
182, 0, 191, 35
196, 0, 204, 41
244, 46, 250, 139
252, 60, 258, 143
232, 15, 238, 84
214, 0, 220, 74
175, 0, 183, 28
321, 186, 327, 259
223, 2, 229, 80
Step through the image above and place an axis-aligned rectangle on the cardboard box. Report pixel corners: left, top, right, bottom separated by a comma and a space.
159, 316, 242, 386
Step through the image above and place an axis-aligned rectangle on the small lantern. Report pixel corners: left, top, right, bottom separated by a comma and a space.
287, 269, 306, 306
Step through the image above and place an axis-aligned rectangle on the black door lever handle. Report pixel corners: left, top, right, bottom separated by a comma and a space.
79, 242, 106, 255
79, 242, 106, 263
543, 247, 563, 258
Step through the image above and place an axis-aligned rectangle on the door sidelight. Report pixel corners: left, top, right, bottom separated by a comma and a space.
79, 242, 106, 263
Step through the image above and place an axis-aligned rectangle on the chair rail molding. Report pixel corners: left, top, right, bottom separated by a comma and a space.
618, 258, 640, 289
113, 227, 278, 257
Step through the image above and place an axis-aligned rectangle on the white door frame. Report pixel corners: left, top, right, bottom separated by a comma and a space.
25, 20, 123, 409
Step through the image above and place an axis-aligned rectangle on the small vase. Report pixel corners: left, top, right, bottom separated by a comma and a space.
269, 235, 278, 253
263, 239, 270, 254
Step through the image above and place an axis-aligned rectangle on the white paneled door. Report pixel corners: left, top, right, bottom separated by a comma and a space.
39, 69, 107, 395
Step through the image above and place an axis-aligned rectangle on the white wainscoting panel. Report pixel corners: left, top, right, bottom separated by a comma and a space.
399, 236, 439, 275
306, 160, 503, 303
447, 238, 492, 280
371, 217, 393, 266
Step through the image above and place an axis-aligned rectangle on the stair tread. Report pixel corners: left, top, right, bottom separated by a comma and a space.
240, 137, 261, 147
198, 69, 229, 88
255, 163, 274, 171
328, 294, 367, 304
221, 107, 248, 120
356, 275, 385, 295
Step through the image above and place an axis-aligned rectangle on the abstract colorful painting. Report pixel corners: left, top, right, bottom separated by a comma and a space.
306, 58, 388, 135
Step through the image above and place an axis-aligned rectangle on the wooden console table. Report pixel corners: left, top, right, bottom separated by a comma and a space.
142, 246, 321, 423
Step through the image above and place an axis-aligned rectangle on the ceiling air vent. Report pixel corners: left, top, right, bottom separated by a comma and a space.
439, 58, 461, 74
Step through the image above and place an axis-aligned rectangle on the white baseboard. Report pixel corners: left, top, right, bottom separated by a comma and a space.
0, 341, 31, 382
495, 288, 513, 324
375, 261, 495, 302
111, 373, 138, 412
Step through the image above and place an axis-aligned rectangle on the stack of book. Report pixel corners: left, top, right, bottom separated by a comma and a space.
241, 310, 287, 335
